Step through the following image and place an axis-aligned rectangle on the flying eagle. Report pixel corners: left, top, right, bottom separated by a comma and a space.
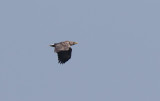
50, 41, 78, 64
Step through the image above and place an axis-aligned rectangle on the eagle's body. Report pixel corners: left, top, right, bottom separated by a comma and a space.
50, 41, 78, 64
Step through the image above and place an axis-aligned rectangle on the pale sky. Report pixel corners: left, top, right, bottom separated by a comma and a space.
0, 0, 160, 101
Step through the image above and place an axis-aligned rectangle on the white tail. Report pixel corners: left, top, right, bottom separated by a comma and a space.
50, 44, 55, 47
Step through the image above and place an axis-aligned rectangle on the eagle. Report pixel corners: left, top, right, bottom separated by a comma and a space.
50, 41, 78, 64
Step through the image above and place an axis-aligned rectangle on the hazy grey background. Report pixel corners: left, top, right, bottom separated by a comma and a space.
0, 0, 160, 101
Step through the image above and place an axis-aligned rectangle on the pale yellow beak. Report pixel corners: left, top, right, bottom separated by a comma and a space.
74, 42, 78, 44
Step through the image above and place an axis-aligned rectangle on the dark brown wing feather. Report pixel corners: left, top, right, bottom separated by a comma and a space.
57, 48, 72, 64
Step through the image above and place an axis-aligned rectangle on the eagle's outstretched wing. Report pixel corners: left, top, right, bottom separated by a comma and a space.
57, 48, 72, 64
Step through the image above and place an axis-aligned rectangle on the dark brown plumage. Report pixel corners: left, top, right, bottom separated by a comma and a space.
57, 48, 72, 64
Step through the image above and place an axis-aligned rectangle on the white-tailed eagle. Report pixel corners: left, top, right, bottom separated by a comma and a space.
50, 41, 78, 64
